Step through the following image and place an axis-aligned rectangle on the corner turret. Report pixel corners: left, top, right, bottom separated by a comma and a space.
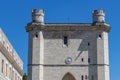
32, 9, 44, 24
92, 10, 105, 23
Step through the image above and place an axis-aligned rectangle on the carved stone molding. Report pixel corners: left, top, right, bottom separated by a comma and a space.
26, 23, 110, 32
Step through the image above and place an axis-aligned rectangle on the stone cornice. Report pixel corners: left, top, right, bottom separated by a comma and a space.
0, 42, 24, 76
26, 22, 111, 32
28, 64, 109, 67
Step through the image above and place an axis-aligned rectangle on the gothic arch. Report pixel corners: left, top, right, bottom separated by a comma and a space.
62, 72, 76, 80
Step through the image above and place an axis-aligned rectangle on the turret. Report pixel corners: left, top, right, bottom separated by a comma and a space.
92, 10, 105, 23
32, 9, 44, 24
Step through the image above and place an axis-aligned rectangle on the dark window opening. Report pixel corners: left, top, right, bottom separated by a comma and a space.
33, 20, 35, 22
35, 33, 38, 38
2, 60, 4, 73
92, 75, 94, 80
88, 42, 90, 46
81, 75, 84, 80
85, 75, 87, 79
64, 36, 68, 45
81, 58, 84, 62
98, 34, 102, 39
88, 58, 90, 63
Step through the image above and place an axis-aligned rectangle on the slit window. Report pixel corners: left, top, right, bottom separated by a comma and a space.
64, 36, 68, 45
99, 34, 101, 38
85, 75, 87, 79
88, 58, 90, 63
35, 34, 38, 38
98, 34, 102, 39
88, 42, 90, 46
81, 75, 84, 80
92, 75, 94, 80
34, 33, 38, 39
81, 58, 84, 62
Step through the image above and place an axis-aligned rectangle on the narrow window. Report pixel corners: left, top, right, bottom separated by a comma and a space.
92, 75, 94, 80
81, 58, 84, 62
36, 34, 38, 38
99, 34, 101, 38
9, 67, 11, 79
64, 36, 68, 45
85, 75, 87, 79
81, 75, 84, 80
88, 58, 90, 63
2, 60, 4, 73
12, 70, 14, 80
6, 64, 8, 76
98, 34, 102, 39
35, 33, 38, 38
88, 42, 90, 46
15, 73, 17, 80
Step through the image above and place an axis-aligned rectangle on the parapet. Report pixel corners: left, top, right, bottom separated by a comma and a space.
28, 9, 109, 27
32, 9, 44, 23
92, 9, 105, 23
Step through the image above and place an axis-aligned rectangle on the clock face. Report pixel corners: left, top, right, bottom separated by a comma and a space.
65, 57, 72, 64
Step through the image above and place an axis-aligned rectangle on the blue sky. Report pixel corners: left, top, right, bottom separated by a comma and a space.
0, 0, 119, 80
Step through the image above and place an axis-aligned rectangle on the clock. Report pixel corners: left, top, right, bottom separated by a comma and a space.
65, 57, 72, 64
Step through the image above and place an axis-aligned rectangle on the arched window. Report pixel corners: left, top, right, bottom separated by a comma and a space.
62, 73, 76, 80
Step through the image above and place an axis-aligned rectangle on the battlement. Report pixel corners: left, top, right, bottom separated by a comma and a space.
93, 10, 105, 16
92, 9, 105, 23
32, 9, 44, 16
31, 9, 106, 25
32, 9, 44, 23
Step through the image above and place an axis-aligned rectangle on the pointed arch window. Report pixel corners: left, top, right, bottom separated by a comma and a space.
62, 72, 76, 80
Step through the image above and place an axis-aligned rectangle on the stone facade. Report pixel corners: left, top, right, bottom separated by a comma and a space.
0, 28, 24, 80
26, 9, 110, 80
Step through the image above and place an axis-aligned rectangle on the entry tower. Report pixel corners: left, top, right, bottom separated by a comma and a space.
26, 9, 110, 80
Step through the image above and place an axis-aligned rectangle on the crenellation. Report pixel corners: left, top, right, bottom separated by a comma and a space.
32, 9, 44, 24
92, 9, 105, 23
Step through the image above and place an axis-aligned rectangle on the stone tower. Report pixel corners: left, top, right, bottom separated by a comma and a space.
26, 9, 110, 80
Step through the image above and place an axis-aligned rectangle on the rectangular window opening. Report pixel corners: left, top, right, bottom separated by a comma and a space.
98, 34, 102, 39
92, 75, 94, 80
6, 64, 8, 76
99, 34, 101, 38
85, 75, 87, 79
88, 58, 90, 63
64, 36, 68, 46
88, 42, 90, 46
81, 58, 84, 62
2, 60, 4, 73
81, 75, 84, 80
9, 67, 11, 79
